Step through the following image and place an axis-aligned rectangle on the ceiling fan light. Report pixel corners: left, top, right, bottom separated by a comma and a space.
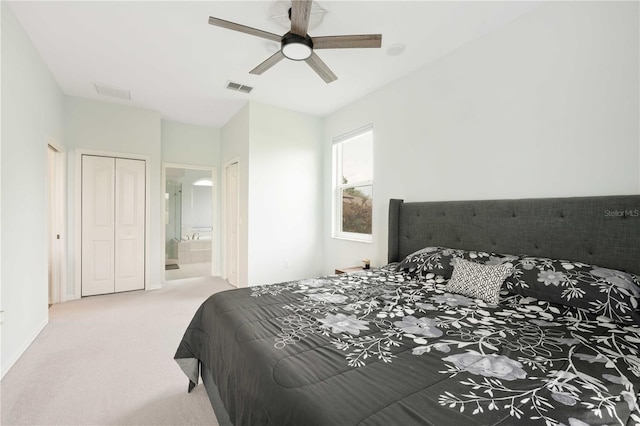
282, 42, 312, 60
281, 32, 313, 61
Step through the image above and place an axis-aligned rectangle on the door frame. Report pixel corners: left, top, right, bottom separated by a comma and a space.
74, 149, 150, 299
222, 158, 240, 287
47, 140, 67, 304
161, 163, 218, 282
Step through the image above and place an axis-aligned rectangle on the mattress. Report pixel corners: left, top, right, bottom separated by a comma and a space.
175, 264, 640, 425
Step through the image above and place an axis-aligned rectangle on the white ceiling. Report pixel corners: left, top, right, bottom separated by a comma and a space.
8, 1, 542, 128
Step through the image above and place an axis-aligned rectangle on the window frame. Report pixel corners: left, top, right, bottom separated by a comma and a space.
332, 125, 373, 243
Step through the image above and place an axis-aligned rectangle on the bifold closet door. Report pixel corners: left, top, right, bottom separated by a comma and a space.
114, 158, 145, 293
82, 156, 116, 296
82, 155, 145, 296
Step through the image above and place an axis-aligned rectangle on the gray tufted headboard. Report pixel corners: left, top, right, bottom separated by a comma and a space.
388, 195, 640, 276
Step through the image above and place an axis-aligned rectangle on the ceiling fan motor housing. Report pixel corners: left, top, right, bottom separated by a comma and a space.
281, 32, 314, 61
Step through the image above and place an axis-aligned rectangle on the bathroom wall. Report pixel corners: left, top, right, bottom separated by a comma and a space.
166, 169, 214, 241
162, 120, 221, 272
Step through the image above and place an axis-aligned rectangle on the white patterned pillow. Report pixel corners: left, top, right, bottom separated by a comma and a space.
445, 258, 514, 304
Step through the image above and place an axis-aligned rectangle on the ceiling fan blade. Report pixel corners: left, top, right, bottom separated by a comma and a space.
208, 17, 281, 42
290, 0, 312, 37
305, 52, 337, 84
250, 51, 285, 75
312, 34, 383, 49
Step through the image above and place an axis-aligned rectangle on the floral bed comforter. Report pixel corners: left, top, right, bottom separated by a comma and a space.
175, 266, 640, 426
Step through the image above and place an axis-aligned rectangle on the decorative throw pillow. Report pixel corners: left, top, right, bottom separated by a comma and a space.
444, 258, 514, 304
396, 246, 517, 281
395, 246, 451, 278
504, 255, 640, 325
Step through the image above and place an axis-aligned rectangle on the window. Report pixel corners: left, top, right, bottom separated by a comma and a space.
332, 125, 373, 242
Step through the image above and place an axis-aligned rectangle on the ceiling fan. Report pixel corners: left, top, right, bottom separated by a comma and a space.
208, 0, 382, 84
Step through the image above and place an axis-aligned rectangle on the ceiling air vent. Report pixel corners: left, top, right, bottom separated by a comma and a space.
94, 83, 131, 100
226, 81, 253, 94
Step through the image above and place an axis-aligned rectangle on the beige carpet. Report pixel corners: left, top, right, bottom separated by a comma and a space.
1, 276, 234, 425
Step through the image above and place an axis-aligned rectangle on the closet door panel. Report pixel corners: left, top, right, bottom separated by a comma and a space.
82, 155, 116, 296
114, 158, 145, 292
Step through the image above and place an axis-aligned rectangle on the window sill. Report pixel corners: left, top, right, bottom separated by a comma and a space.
332, 234, 372, 244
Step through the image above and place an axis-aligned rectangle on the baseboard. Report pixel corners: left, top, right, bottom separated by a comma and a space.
0, 317, 48, 380
61, 291, 79, 302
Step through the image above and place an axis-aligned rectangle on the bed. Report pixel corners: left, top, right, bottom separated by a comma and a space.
175, 195, 640, 425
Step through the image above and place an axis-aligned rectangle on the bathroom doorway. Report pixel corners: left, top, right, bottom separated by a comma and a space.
162, 164, 217, 281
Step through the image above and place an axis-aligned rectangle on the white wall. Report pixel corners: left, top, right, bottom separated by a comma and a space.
322, 1, 640, 273
221, 104, 250, 287
161, 120, 221, 167
1, 2, 65, 377
63, 97, 162, 295
247, 102, 323, 285
220, 101, 324, 287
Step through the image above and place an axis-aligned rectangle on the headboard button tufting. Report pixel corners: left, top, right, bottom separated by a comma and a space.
388, 196, 640, 274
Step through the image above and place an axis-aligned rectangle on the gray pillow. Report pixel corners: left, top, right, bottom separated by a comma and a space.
504, 255, 640, 324
396, 246, 517, 281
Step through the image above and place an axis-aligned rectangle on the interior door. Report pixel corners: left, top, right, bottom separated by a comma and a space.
114, 158, 145, 292
82, 155, 115, 296
225, 162, 239, 287
48, 145, 64, 304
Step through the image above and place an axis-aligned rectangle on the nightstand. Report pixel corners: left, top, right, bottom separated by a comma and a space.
335, 266, 367, 275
